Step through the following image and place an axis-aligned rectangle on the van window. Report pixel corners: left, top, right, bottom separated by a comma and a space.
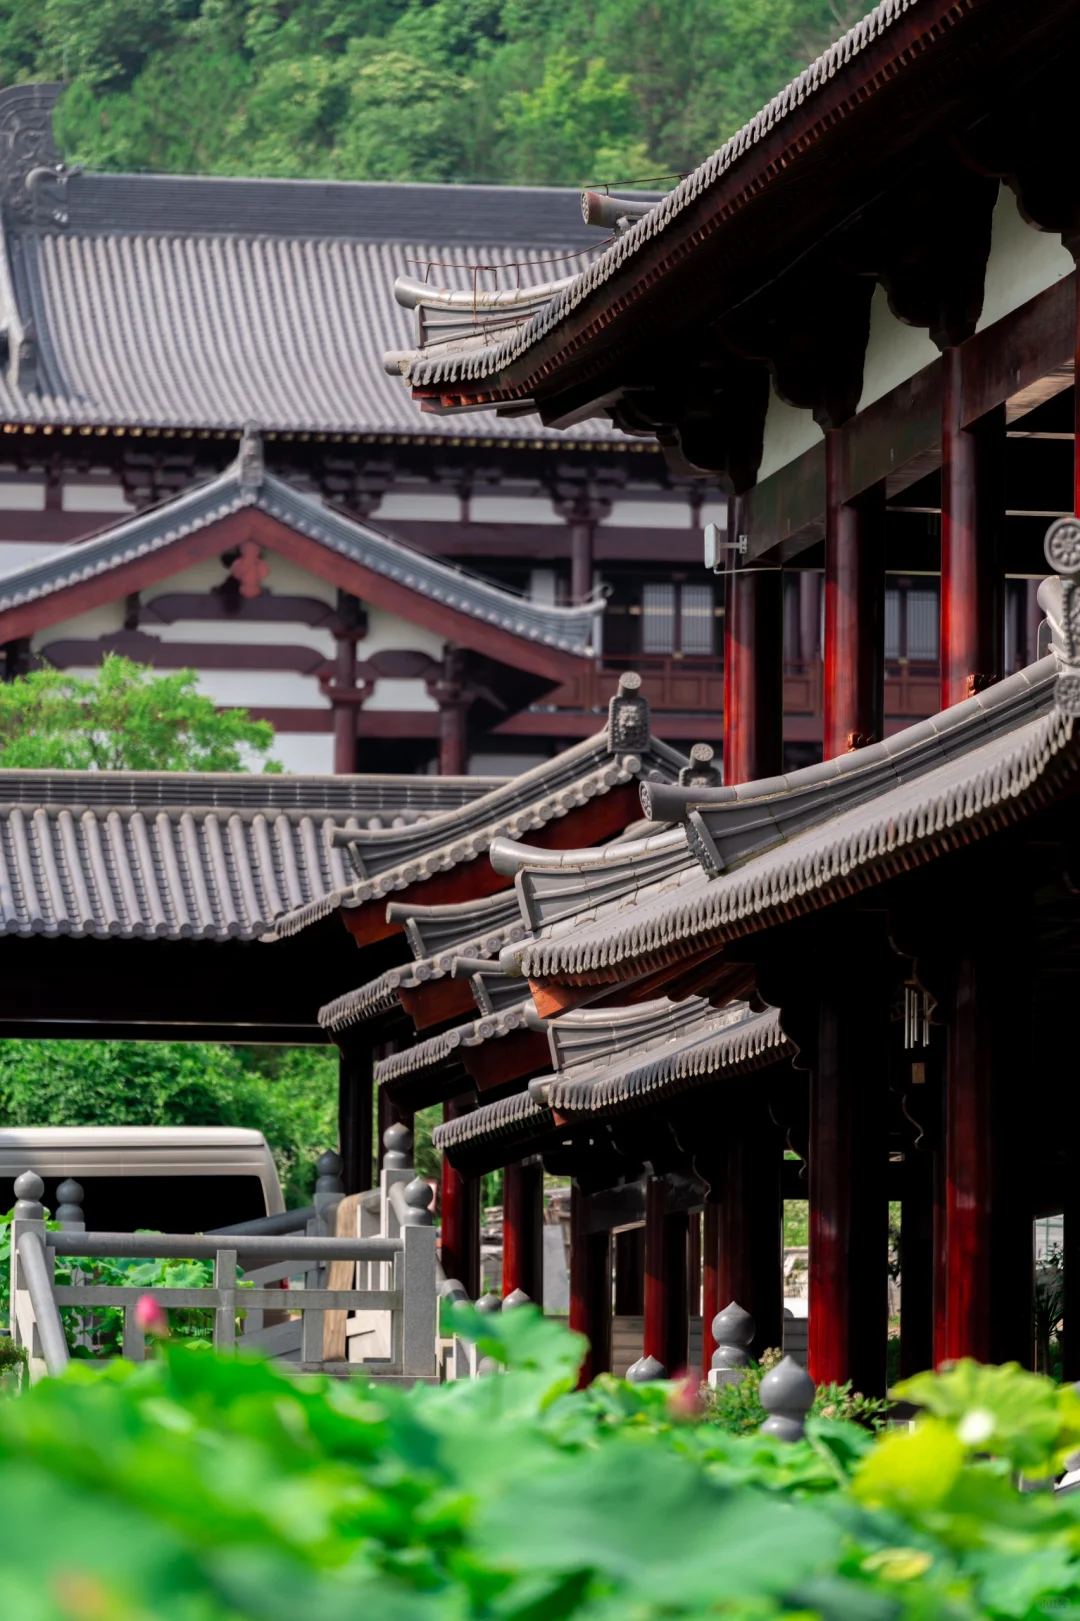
0, 1175, 269, 1233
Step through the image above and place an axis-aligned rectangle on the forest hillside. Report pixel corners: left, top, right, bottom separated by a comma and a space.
0, 0, 867, 187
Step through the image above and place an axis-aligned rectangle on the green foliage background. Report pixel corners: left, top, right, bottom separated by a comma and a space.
2, 1312, 1080, 1620
0, 0, 869, 186
0, 1040, 338, 1207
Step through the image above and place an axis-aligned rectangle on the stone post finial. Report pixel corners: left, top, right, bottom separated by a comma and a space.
476, 1291, 502, 1314
759, 1355, 816, 1441
55, 1179, 85, 1230
709, 1301, 755, 1387
13, 1170, 44, 1221
626, 1352, 667, 1383
502, 1288, 531, 1309
402, 1177, 434, 1226
383, 1122, 413, 1169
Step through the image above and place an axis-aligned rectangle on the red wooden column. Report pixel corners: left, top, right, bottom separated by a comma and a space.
716, 1110, 784, 1361
643, 1176, 689, 1374
809, 967, 889, 1395
440, 1097, 480, 1299
723, 507, 784, 785
940, 348, 1005, 710
570, 1183, 612, 1385
823, 432, 885, 759
502, 1159, 544, 1302
941, 938, 1032, 1368
942, 951, 993, 1362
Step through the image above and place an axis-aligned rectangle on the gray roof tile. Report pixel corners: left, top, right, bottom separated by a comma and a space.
0, 764, 497, 941
0, 104, 625, 443
515, 667, 1077, 983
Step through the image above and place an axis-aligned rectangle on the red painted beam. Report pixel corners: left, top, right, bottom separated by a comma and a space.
940, 349, 1004, 710
503, 1159, 544, 1302
463, 1028, 551, 1093
823, 432, 884, 759
397, 977, 477, 1032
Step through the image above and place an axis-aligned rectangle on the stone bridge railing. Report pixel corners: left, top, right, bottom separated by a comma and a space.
8, 1133, 439, 1383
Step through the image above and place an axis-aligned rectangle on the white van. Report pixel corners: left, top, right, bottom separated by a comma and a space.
0, 1126, 284, 1232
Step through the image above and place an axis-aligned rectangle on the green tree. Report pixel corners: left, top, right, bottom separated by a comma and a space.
0, 655, 279, 772
0, 1040, 337, 1207
4, 0, 876, 186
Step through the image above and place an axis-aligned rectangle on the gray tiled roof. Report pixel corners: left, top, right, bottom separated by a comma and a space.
399, 0, 922, 395
375, 997, 535, 1107
0, 435, 602, 656
432, 1000, 787, 1164
0, 94, 623, 443
276, 676, 688, 934
318, 887, 530, 1037
0, 764, 499, 941
512, 658, 1077, 984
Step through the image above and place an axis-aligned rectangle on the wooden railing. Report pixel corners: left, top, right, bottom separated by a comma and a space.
546, 656, 941, 721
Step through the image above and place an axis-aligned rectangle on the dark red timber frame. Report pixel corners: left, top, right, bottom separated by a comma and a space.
502, 1159, 544, 1302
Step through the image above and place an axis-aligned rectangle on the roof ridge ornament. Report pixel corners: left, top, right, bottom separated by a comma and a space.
1040, 517, 1080, 715
607, 670, 650, 759
237, 423, 265, 494
0, 83, 73, 228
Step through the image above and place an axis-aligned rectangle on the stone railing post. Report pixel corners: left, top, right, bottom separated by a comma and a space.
708, 1301, 755, 1388
10, 1171, 67, 1382
759, 1355, 816, 1441
400, 1178, 437, 1379
55, 1180, 85, 1231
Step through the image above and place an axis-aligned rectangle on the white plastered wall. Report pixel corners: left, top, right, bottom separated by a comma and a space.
30, 555, 448, 742
757, 183, 1076, 487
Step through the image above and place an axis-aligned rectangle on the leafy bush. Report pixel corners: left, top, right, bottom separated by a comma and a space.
703, 1345, 890, 1434
1, 1306, 1079, 1619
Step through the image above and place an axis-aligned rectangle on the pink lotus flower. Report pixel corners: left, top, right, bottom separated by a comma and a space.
134, 1295, 169, 1338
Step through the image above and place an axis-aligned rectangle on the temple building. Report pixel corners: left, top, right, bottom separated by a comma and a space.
0, 81, 727, 771
4, 0, 1080, 1392
337, 0, 1080, 1388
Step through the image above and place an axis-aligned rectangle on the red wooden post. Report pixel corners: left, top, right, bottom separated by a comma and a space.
723, 509, 783, 786
823, 431, 884, 759
702, 1201, 720, 1377
809, 979, 889, 1395
570, 1183, 612, 1385
440, 1098, 479, 1299
502, 1159, 543, 1301
717, 1114, 784, 1361
943, 951, 994, 1362
643, 1176, 689, 1374
940, 348, 1004, 710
